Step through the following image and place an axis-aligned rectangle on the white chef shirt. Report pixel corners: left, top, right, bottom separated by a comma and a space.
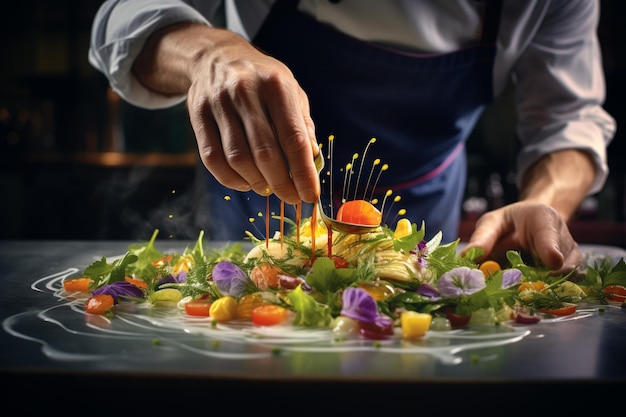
88, 0, 616, 194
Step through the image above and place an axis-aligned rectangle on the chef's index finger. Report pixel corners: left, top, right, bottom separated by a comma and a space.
265, 86, 321, 204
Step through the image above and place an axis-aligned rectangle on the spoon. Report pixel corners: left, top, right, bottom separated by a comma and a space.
314, 152, 382, 235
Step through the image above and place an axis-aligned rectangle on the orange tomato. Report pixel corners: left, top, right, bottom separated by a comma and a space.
603, 284, 626, 303
539, 302, 577, 316
124, 276, 148, 290
184, 300, 212, 317
63, 277, 93, 293
251, 305, 288, 326
85, 294, 115, 315
336, 200, 382, 226
479, 260, 501, 278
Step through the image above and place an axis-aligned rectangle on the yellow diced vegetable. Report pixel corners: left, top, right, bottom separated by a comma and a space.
401, 311, 432, 339
209, 296, 238, 322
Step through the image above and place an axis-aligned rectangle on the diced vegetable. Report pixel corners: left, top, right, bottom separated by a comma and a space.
469, 307, 496, 325
401, 311, 432, 339
429, 316, 452, 331
209, 296, 238, 322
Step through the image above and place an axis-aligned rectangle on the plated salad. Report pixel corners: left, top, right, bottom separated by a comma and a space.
62, 203, 626, 342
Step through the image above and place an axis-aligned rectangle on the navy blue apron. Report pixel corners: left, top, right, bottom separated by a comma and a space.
203, 0, 502, 242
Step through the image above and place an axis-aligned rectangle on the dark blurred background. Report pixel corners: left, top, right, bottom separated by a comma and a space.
1, 1, 624, 245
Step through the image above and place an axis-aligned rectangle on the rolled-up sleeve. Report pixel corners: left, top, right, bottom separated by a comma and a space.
88, 0, 217, 109
512, 0, 616, 195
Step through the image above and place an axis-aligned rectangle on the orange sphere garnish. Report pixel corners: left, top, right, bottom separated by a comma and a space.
336, 200, 382, 226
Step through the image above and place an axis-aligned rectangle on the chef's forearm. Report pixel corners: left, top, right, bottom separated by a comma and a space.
132, 22, 230, 96
518, 149, 596, 222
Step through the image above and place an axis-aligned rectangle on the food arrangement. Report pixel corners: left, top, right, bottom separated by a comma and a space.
62, 202, 626, 341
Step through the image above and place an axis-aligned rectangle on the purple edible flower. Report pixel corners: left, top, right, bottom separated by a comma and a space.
340, 287, 379, 323
212, 261, 249, 297
501, 268, 522, 289
437, 266, 486, 298
416, 283, 441, 300
410, 240, 429, 267
156, 270, 187, 288
93, 281, 145, 303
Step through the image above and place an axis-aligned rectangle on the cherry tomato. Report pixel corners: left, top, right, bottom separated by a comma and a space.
85, 294, 115, 315
251, 305, 288, 326
184, 300, 212, 317
443, 306, 470, 328
336, 200, 382, 226
357, 319, 394, 340
63, 277, 93, 293
603, 285, 626, 303
538, 302, 577, 316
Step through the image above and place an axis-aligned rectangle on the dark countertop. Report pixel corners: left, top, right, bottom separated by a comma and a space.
2, 240, 626, 411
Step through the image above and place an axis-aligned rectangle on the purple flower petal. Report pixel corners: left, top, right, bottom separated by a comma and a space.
416, 283, 441, 299
156, 274, 177, 288
93, 281, 144, 303
174, 270, 187, 283
212, 261, 249, 297
502, 268, 522, 289
437, 266, 486, 298
340, 287, 379, 323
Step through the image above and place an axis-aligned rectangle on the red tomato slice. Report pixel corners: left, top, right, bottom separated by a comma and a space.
251, 305, 288, 326
336, 200, 382, 226
603, 285, 626, 303
539, 302, 577, 316
184, 300, 212, 317
85, 294, 115, 315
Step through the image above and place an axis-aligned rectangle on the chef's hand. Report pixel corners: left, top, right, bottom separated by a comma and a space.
134, 23, 321, 205
461, 202, 582, 274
